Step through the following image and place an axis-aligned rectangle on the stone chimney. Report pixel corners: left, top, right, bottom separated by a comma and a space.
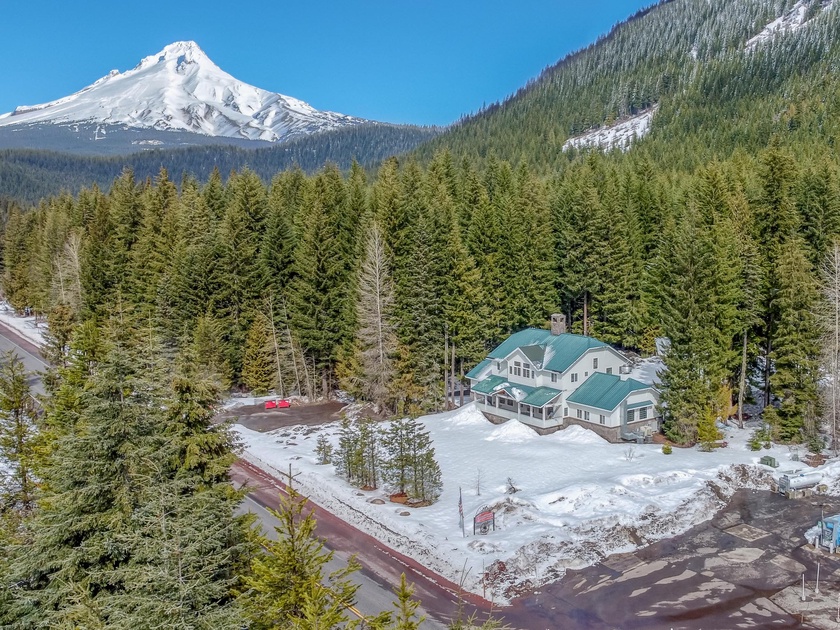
550, 313, 567, 336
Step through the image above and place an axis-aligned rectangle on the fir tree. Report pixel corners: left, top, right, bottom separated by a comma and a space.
239, 478, 366, 629
242, 316, 276, 396
0, 351, 39, 516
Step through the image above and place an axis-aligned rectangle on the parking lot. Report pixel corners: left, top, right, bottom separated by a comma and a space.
217, 399, 347, 432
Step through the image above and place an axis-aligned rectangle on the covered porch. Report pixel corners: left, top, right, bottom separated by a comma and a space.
471, 376, 563, 430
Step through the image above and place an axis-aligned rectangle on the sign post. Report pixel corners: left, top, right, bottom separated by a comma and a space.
473, 505, 495, 535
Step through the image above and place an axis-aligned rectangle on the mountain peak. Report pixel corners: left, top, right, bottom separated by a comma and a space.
136, 40, 209, 71
0, 41, 367, 143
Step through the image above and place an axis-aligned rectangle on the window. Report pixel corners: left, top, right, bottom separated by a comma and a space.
584, 371, 588, 377
546, 406, 554, 417
551, 372, 558, 383
513, 361, 521, 377
523, 365, 531, 379
626, 409, 635, 423
640, 407, 648, 420
606, 367, 613, 375
564, 407, 569, 417
571, 373, 579, 383
584, 410, 590, 421
599, 414, 605, 425
593, 357, 599, 369
496, 361, 502, 371
576, 408, 583, 419
521, 404, 531, 417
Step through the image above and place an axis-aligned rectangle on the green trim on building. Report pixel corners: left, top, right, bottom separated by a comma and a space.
626, 400, 654, 410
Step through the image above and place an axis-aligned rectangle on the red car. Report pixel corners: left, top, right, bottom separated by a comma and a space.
264, 399, 291, 410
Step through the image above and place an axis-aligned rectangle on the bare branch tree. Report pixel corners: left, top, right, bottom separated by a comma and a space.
819, 241, 840, 455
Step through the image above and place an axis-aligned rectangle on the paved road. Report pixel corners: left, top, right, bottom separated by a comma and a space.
232, 460, 490, 629
0, 321, 830, 628
0, 320, 47, 395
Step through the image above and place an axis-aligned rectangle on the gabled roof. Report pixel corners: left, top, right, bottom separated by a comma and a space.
466, 359, 492, 380
520, 345, 546, 368
489, 329, 609, 373
522, 386, 563, 408
471, 375, 508, 395
566, 373, 652, 412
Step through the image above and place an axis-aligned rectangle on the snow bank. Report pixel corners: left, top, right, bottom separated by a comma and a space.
0, 302, 46, 347
234, 402, 811, 602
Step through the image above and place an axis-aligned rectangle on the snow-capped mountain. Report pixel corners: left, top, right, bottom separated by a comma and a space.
0, 41, 366, 143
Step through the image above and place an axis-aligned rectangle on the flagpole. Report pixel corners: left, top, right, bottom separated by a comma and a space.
459, 486, 465, 538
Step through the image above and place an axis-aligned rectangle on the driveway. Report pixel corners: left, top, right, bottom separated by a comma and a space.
218, 400, 347, 432
503, 489, 840, 629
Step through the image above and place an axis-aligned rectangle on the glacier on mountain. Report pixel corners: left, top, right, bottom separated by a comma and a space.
0, 41, 366, 142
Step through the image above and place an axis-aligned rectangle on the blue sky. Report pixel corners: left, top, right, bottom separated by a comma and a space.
1, 1, 654, 126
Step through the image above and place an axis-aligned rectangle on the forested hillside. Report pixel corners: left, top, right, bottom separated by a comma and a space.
0, 122, 440, 204
419, 0, 840, 172
5, 134, 838, 448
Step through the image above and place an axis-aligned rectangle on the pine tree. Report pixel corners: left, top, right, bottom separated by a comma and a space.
239, 478, 364, 629
105, 360, 249, 628
0, 351, 39, 516
408, 420, 442, 503
242, 316, 276, 396
766, 237, 821, 442
382, 418, 415, 496
7, 331, 157, 625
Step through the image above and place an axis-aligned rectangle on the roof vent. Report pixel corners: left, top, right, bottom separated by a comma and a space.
550, 313, 567, 336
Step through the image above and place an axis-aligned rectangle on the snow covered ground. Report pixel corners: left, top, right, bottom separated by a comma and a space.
234, 395, 823, 602
745, 0, 834, 51
0, 302, 46, 347
562, 106, 657, 153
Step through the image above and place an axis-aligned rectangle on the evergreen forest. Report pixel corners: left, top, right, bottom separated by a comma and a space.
3, 0, 840, 625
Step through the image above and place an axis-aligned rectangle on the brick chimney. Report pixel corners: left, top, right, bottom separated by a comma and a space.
550, 313, 567, 336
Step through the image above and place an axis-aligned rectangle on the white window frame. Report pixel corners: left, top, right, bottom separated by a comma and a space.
593, 357, 599, 369
640, 407, 648, 420
551, 372, 557, 383
599, 414, 605, 425
627, 409, 635, 423
571, 373, 579, 383
606, 367, 613, 375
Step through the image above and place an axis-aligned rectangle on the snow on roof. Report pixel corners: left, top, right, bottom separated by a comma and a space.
489, 329, 609, 374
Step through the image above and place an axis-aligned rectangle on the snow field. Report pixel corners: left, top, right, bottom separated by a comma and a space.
234, 402, 806, 602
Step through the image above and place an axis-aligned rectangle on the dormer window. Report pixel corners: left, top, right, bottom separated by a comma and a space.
523, 365, 531, 379
551, 373, 557, 383
513, 361, 522, 377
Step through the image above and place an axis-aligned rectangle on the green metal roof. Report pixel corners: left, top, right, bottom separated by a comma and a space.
566, 373, 652, 411
466, 359, 492, 380
471, 375, 508, 395
522, 386, 563, 408
488, 329, 608, 373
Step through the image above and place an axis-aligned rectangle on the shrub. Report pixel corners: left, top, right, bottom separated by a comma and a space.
662, 443, 673, 455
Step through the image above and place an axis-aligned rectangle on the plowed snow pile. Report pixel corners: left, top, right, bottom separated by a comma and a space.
235, 403, 797, 602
